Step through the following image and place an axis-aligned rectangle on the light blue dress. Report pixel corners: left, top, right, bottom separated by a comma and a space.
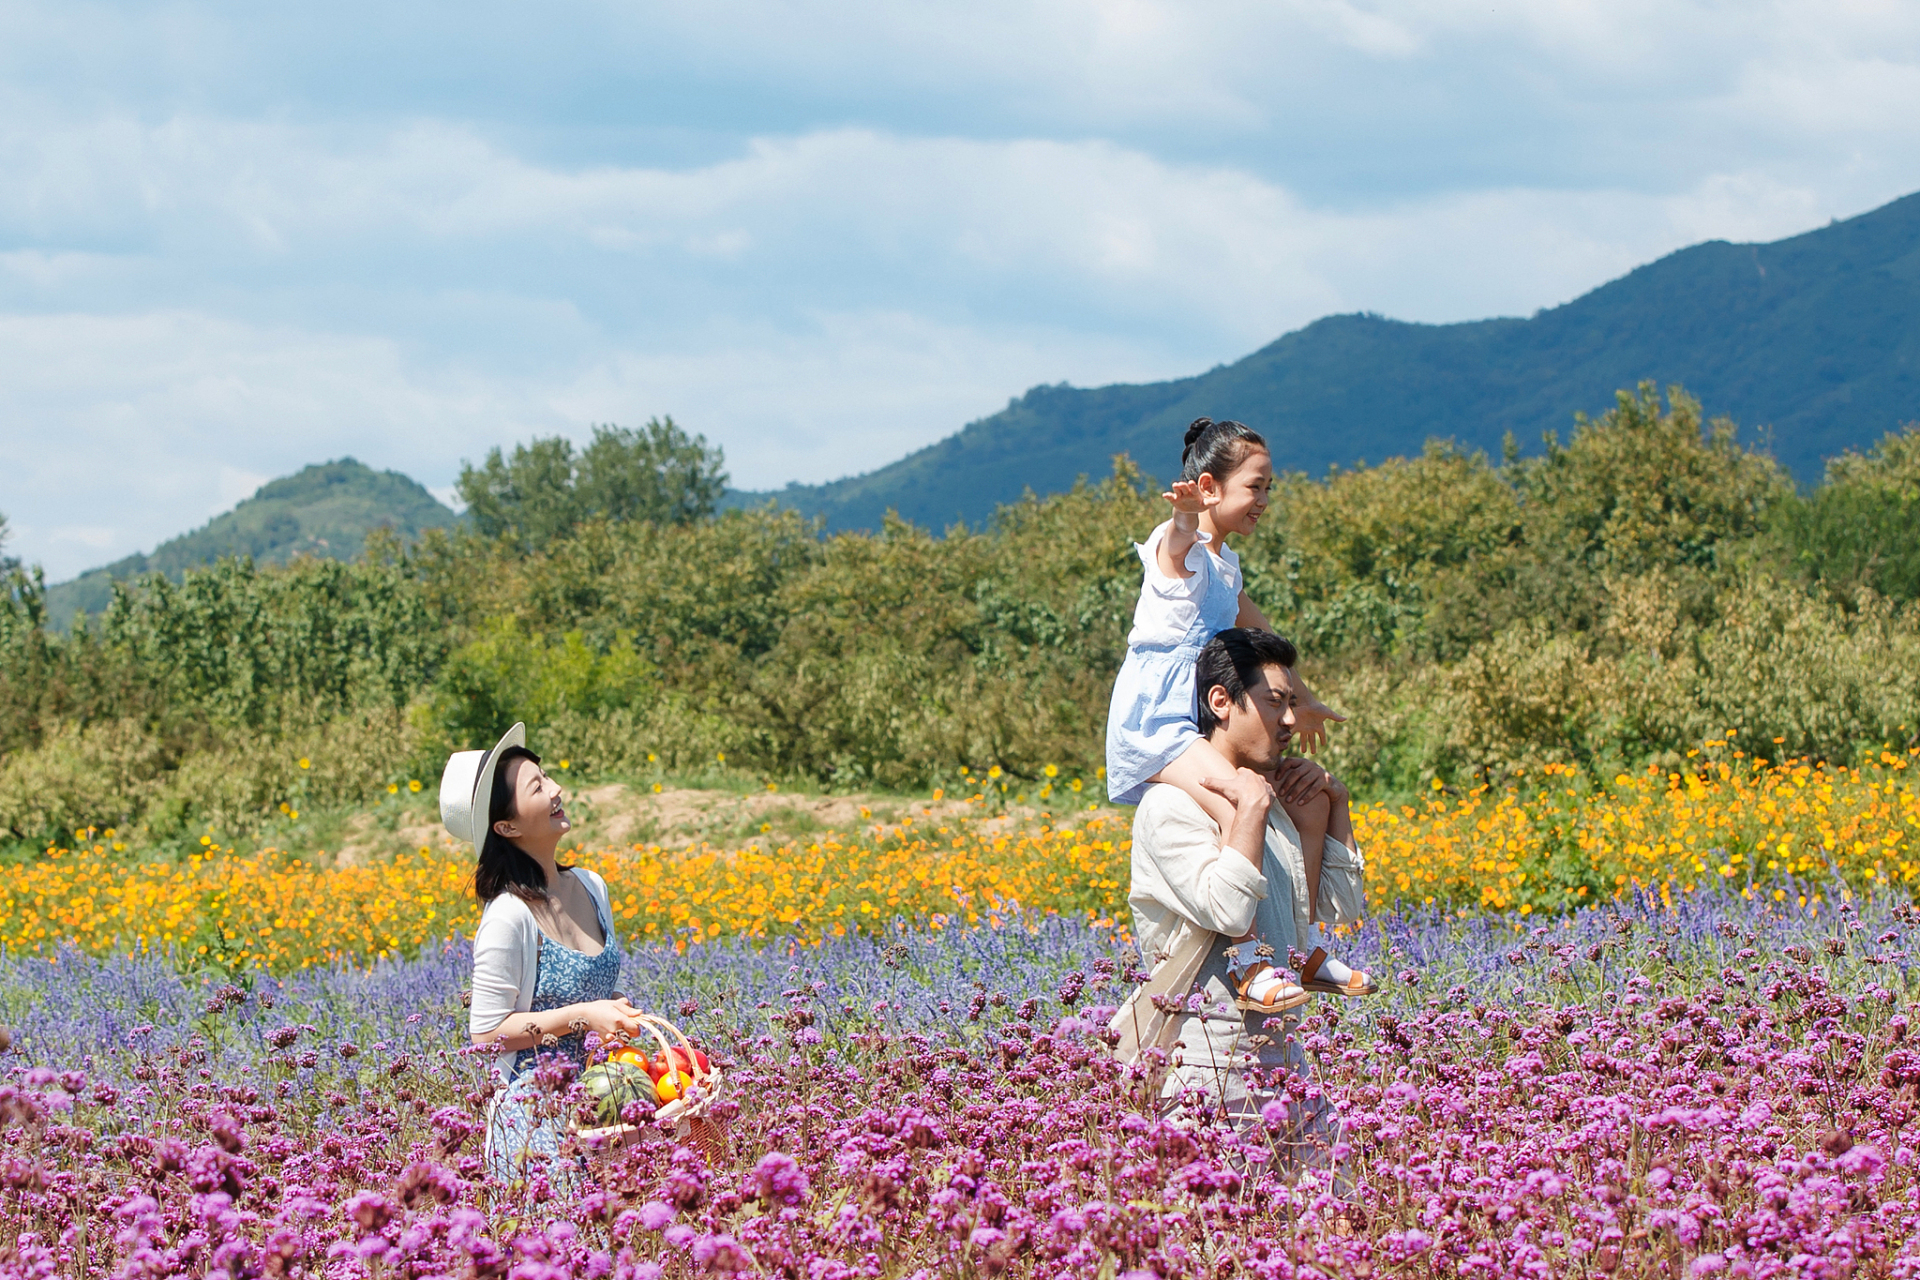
1105, 522, 1244, 805
485, 879, 622, 1183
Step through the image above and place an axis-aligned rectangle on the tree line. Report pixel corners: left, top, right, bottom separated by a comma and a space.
1, 386, 1916, 846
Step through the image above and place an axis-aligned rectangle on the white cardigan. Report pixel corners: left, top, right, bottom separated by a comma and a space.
469, 867, 616, 1081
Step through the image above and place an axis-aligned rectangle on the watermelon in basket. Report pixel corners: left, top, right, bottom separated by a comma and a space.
578, 1060, 657, 1128
573, 1014, 729, 1161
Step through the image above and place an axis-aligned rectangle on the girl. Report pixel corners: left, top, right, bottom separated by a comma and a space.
1106, 417, 1374, 1010
442, 722, 647, 1183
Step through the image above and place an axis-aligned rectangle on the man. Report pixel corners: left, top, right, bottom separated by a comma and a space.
1118, 627, 1363, 1160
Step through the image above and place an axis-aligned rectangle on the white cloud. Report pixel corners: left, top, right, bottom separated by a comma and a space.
0, 302, 1178, 579
2, 0, 1919, 579
215, 465, 269, 512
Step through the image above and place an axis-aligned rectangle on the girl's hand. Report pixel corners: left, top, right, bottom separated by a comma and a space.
1290, 674, 1346, 756
1163, 480, 1217, 516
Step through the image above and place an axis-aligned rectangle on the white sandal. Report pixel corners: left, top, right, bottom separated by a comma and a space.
1232, 961, 1311, 1014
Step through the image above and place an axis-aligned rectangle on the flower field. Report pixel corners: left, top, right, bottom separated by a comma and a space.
3, 886, 1918, 1277
1, 745, 1918, 1277
2, 743, 1915, 971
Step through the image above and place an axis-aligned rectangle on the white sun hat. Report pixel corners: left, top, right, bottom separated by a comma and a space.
439, 722, 528, 848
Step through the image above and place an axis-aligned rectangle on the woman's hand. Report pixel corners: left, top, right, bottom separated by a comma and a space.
577, 998, 646, 1041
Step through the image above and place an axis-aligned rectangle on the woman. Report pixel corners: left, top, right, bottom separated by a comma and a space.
440, 723, 645, 1181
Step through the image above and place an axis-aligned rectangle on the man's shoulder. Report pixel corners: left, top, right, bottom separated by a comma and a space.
1132, 784, 1218, 842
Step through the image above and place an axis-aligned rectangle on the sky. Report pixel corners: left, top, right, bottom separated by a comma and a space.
3, 1, 1920, 581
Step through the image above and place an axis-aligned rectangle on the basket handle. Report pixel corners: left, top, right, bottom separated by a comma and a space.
632, 1013, 713, 1084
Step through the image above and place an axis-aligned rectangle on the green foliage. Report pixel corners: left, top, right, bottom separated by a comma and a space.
0, 387, 1915, 848
426, 620, 659, 749
1780, 423, 1920, 603
96, 555, 442, 729
42, 459, 456, 628
457, 418, 728, 549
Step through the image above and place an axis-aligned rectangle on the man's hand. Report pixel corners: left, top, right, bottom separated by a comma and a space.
1199, 767, 1276, 815
1199, 768, 1277, 872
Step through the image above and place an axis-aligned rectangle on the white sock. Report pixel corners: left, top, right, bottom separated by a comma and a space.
1228, 949, 1266, 980
1311, 953, 1355, 984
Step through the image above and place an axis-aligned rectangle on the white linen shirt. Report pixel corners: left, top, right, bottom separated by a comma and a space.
468, 867, 616, 1081
1128, 784, 1271, 964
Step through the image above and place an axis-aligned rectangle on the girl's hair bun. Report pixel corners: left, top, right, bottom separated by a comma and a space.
1179, 417, 1267, 485
1182, 417, 1214, 461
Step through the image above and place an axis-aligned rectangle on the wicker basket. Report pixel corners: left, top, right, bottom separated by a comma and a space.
574, 1013, 729, 1161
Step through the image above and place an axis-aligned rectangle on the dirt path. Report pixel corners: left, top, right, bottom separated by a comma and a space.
331, 781, 1125, 864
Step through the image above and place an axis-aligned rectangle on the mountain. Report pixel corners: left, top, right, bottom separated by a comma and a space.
44, 459, 457, 626
750, 190, 1920, 531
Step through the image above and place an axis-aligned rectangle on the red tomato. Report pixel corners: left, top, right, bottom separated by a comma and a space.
666, 1046, 713, 1077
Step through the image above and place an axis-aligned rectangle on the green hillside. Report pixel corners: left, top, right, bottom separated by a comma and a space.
44, 459, 456, 627
751, 190, 1920, 529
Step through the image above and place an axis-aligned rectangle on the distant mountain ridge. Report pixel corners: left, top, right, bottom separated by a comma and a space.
45, 459, 456, 626
747, 189, 1920, 531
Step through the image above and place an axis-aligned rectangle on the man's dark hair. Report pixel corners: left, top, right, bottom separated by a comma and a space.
1195, 628, 1299, 737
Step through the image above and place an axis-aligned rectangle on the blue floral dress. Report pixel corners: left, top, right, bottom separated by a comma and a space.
485, 878, 622, 1182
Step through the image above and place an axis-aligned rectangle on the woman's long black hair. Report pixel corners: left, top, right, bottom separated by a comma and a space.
1180, 416, 1267, 484
473, 745, 564, 904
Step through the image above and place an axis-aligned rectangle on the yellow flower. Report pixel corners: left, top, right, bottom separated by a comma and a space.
1044, 764, 1059, 778
559, 759, 571, 771
987, 766, 1003, 780
8, 738, 1912, 973
298, 758, 311, 770
408, 779, 422, 793
387, 783, 399, 795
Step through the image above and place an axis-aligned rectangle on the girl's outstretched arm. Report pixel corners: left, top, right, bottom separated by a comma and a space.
1156, 481, 1212, 580
1290, 672, 1346, 756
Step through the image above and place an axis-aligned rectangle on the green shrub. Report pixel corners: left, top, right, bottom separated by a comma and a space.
2, 387, 1915, 841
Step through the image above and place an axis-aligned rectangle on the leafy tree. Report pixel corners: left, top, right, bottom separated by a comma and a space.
1515, 383, 1792, 578
457, 418, 728, 549
1780, 423, 1920, 603
0, 510, 17, 574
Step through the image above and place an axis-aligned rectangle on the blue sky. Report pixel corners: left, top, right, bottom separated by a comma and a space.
4, 0, 1920, 580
